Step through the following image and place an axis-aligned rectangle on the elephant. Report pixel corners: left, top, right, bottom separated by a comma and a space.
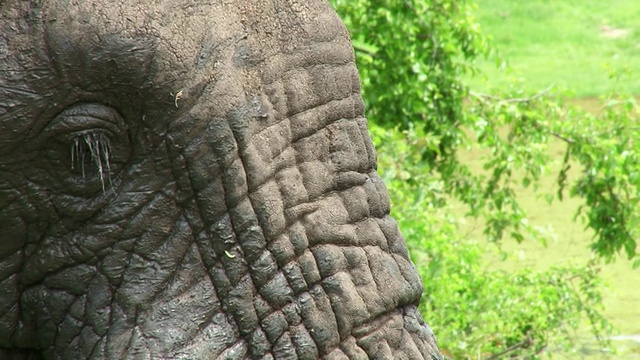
0, 0, 443, 359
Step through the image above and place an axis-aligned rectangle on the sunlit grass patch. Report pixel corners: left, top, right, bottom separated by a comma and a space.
466, 0, 640, 96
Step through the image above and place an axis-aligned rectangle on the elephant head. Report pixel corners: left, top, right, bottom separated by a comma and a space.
0, 0, 442, 358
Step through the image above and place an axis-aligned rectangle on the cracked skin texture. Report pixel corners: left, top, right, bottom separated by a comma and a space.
0, 0, 443, 359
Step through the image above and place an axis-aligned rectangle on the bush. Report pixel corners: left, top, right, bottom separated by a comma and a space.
329, 0, 636, 357
331, 0, 640, 261
372, 123, 612, 359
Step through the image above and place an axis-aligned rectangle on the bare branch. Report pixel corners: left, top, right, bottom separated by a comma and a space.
484, 331, 534, 360
469, 85, 555, 104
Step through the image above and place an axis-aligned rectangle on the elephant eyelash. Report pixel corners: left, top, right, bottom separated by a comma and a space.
70, 131, 112, 192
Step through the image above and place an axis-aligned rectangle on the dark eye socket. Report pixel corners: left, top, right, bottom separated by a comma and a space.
40, 103, 131, 194
69, 130, 113, 190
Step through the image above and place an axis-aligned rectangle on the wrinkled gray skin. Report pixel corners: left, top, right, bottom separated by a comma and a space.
0, 1, 443, 359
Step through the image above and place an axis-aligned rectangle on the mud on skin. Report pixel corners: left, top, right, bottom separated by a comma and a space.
0, 1, 443, 359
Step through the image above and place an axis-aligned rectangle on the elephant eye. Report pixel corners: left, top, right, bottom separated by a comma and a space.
41, 103, 131, 195
70, 130, 113, 191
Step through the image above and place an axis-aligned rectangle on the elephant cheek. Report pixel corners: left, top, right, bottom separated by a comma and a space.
0, 216, 25, 258
0, 184, 47, 259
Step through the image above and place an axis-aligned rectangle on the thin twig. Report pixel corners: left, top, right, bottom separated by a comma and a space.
469, 85, 555, 104
484, 332, 533, 360
550, 132, 575, 144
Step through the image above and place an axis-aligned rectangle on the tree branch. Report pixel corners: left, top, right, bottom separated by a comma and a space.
484, 331, 535, 360
469, 85, 555, 104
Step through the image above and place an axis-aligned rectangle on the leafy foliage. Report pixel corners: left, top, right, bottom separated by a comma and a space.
332, 0, 488, 165
372, 123, 612, 359
328, 0, 640, 357
331, 0, 640, 262
467, 88, 640, 263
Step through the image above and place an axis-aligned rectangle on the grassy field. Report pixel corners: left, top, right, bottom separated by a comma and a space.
467, 0, 640, 97
461, 0, 640, 358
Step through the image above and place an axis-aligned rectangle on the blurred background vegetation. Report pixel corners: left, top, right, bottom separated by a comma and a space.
329, 0, 640, 359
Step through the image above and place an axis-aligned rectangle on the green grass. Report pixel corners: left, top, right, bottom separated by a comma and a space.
459, 1, 640, 357
466, 0, 640, 96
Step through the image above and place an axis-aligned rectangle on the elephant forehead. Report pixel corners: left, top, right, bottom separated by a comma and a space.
37, 0, 329, 77
39, 0, 242, 83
